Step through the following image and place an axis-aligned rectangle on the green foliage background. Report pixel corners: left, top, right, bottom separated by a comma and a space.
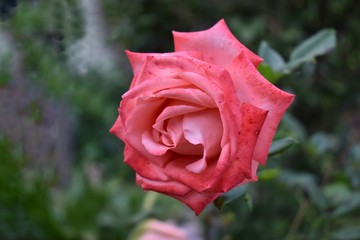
0, 0, 359, 239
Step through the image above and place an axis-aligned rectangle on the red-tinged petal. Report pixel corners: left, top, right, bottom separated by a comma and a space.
155, 101, 206, 124
109, 114, 125, 139
125, 51, 204, 88
124, 145, 170, 181
122, 77, 191, 100
228, 52, 295, 164
170, 130, 204, 157
173, 19, 262, 69
168, 191, 220, 216
185, 156, 208, 174
122, 97, 174, 167
136, 174, 192, 197
205, 103, 268, 192
182, 109, 223, 159
126, 50, 204, 77
152, 102, 206, 150
155, 88, 216, 108
251, 160, 260, 180
132, 55, 209, 90
164, 155, 218, 192
176, 70, 253, 188
128, 54, 233, 106
123, 97, 165, 143
142, 130, 170, 156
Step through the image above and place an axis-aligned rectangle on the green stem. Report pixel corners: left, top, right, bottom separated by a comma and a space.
286, 197, 309, 240
141, 191, 159, 213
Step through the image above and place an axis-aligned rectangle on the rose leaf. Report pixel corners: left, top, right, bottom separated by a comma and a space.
258, 40, 287, 73
257, 63, 284, 84
269, 137, 298, 156
331, 226, 360, 240
287, 29, 336, 71
214, 184, 248, 211
258, 168, 282, 181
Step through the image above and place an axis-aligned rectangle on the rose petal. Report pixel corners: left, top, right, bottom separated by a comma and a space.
228, 52, 295, 164
136, 174, 192, 196
109, 113, 125, 139
122, 97, 173, 167
161, 116, 184, 146
168, 190, 220, 216
142, 130, 170, 156
173, 19, 262, 69
178, 70, 246, 172
170, 135, 204, 157
125, 52, 204, 89
205, 103, 268, 192
185, 156, 208, 174
155, 101, 206, 124
152, 102, 205, 149
173, 70, 254, 190
126, 50, 204, 80
182, 109, 223, 159
164, 155, 218, 192
128, 54, 233, 107
181, 109, 223, 174
124, 145, 170, 181
166, 117, 204, 156
122, 77, 191, 100
155, 88, 216, 108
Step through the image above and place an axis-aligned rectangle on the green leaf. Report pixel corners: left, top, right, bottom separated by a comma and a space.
243, 193, 253, 212
269, 138, 298, 156
257, 63, 284, 83
258, 168, 281, 181
309, 132, 338, 155
214, 184, 248, 210
323, 183, 351, 207
258, 41, 287, 73
287, 29, 336, 70
282, 113, 307, 142
280, 171, 327, 210
331, 226, 360, 240
332, 192, 360, 216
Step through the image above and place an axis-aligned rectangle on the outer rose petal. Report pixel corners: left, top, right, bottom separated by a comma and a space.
122, 97, 167, 161
228, 52, 295, 164
126, 51, 204, 88
109, 113, 125, 139
124, 145, 170, 182
136, 174, 192, 197
205, 103, 268, 192
173, 19, 262, 68
169, 190, 220, 216
126, 50, 204, 77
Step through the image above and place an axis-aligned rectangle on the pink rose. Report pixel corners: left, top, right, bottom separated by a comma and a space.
110, 19, 294, 215
130, 219, 188, 240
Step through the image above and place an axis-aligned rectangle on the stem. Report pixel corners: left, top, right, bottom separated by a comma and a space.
141, 191, 159, 213
286, 197, 309, 240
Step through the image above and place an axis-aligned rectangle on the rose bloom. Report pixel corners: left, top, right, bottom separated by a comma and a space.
110, 19, 294, 215
134, 219, 188, 240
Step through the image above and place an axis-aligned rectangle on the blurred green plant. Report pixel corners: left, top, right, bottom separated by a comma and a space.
258, 28, 336, 83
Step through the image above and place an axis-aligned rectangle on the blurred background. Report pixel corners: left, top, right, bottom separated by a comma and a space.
0, 0, 359, 239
